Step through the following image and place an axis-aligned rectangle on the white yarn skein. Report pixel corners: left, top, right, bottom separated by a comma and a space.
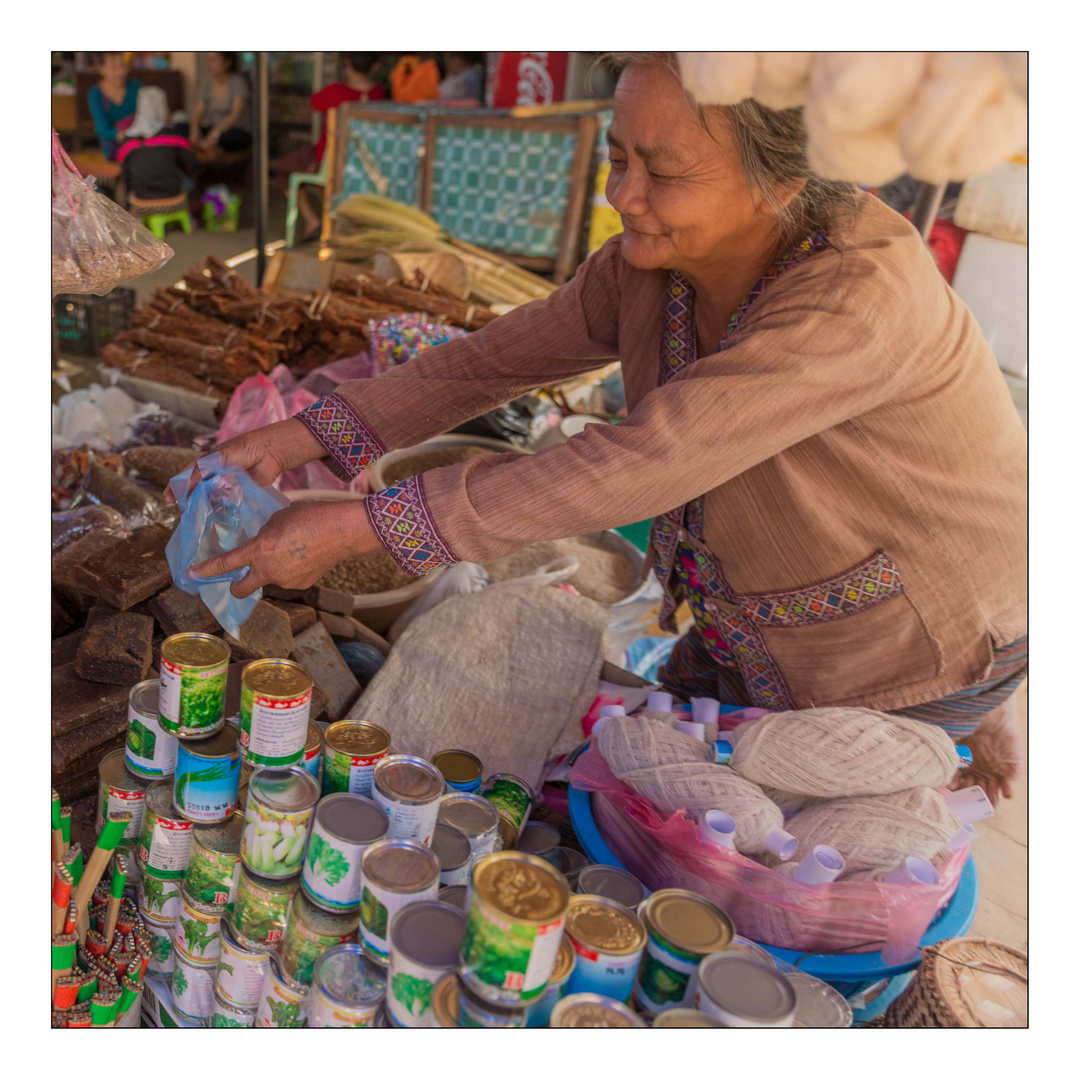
751, 52, 813, 111
728, 707, 960, 799
776, 787, 963, 878
810, 52, 929, 133
677, 52, 758, 105
599, 714, 712, 770
804, 98, 907, 186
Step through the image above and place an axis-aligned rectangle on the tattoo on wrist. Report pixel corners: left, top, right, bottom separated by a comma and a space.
287, 540, 309, 561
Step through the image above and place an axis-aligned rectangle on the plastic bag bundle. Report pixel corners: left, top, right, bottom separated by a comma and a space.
728, 707, 961, 798
52, 130, 173, 297
51, 505, 127, 556
165, 454, 290, 638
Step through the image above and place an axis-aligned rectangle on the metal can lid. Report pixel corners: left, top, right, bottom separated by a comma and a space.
242, 658, 312, 697
515, 821, 560, 856
313, 943, 385, 1006
458, 976, 527, 1019
178, 726, 239, 760
472, 852, 569, 923
785, 971, 853, 1028
698, 954, 797, 1024
726, 935, 777, 968
431, 749, 482, 786
129, 679, 161, 719
144, 778, 186, 819
315, 793, 388, 846
98, 748, 150, 794
437, 884, 468, 911
550, 937, 577, 985
361, 840, 440, 893
389, 900, 465, 969
192, 815, 244, 854
437, 792, 500, 837
643, 889, 733, 956
324, 720, 390, 758
431, 973, 460, 1027
550, 993, 645, 1028
481, 772, 536, 803
565, 895, 646, 956
651, 1009, 725, 1028
575, 864, 646, 910
293, 888, 360, 936
249, 765, 320, 812
162, 632, 231, 669
431, 823, 470, 872
374, 755, 444, 803
306, 721, 323, 755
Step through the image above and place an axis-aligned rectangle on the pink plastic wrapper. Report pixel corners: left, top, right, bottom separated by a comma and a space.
570, 745, 966, 965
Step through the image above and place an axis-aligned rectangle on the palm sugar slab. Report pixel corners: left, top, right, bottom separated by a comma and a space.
74, 608, 154, 685
485, 537, 638, 605
69, 524, 173, 610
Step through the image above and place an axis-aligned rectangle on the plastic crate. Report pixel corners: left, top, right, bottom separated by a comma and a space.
53, 287, 136, 357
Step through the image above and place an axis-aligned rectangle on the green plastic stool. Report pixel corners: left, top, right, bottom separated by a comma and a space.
285, 157, 329, 248
141, 209, 193, 240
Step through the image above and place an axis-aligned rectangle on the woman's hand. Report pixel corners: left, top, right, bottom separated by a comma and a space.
191, 499, 380, 600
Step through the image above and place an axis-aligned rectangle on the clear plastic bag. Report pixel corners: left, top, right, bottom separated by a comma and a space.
51, 505, 127, 556
51, 129, 174, 297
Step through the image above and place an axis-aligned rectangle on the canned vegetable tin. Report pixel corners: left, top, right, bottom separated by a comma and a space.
693, 953, 796, 1027
125, 679, 178, 779
215, 918, 271, 1008
785, 970, 853, 1028
231, 866, 297, 951
431, 973, 462, 1028
184, 814, 243, 908
242, 765, 320, 878
372, 755, 444, 846
438, 884, 468, 911
174, 882, 223, 961
480, 773, 535, 847
460, 851, 570, 1006
634, 889, 734, 1016
137, 780, 194, 879
516, 822, 561, 864
140, 905, 176, 976
651, 1008, 725, 1028
457, 976, 528, 1028
173, 727, 241, 824
432, 749, 483, 793
256, 954, 308, 1028
239, 658, 313, 767
437, 792, 503, 862
322, 721, 390, 797
159, 633, 231, 738
210, 988, 256, 1028
551, 992, 647, 1028
171, 945, 216, 1022
302, 721, 323, 783
138, 864, 182, 919
358, 840, 440, 965
279, 889, 359, 989
526, 937, 577, 1027
96, 749, 149, 858
431, 823, 471, 886
301, 793, 388, 912
308, 944, 386, 1028
564, 894, 647, 1003
575, 864, 647, 910
386, 900, 466, 1028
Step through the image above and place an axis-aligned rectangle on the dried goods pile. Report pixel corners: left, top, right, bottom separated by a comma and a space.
486, 536, 639, 606
380, 446, 495, 487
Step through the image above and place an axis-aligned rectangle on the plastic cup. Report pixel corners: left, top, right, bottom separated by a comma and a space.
791, 845, 844, 885
646, 691, 674, 713
942, 786, 995, 825
698, 811, 737, 850
764, 827, 797, 862
673, 720, 706, 741
948, 823, 977, 851
884, 856, 940, 885
691, 698, 721, 726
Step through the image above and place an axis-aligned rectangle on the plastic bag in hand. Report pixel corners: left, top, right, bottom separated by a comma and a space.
165, 453, 291, 638
51, 129, 173, 297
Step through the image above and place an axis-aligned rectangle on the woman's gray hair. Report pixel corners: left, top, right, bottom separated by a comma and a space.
594, 52, 859, 250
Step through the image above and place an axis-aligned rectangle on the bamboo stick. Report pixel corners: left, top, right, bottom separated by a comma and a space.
103, 852, 127, 949
71, 816, 130, 946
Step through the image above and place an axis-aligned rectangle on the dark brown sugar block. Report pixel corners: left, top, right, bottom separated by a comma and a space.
52, 662, 131, 738
52, 528, 127, 592
265, 599, 318, 636
304, 586, 355, 617
149, 586, 221, 637
70, 524, 173, 610
292, 622, 360, 722
53, 629, 87, 668
74, 608, 155, 685
224, 662, 245, 721
310, 686, 331, 724
263, 584, 307, 604
55, 765, 107, 806
223, 601, 294, 662
52, 709, 129, 773
52, 595, 74, 638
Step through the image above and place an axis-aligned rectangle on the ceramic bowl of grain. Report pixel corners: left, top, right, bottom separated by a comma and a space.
285, 488, 445, 634
368, 434, 531, 491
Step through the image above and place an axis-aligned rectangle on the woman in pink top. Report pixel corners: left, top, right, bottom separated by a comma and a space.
184, 54, 1027, 803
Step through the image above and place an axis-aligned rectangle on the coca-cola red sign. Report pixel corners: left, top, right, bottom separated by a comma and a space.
488, 52, 569, 108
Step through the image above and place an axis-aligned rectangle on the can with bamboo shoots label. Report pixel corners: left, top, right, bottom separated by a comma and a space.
140, 905, 176, 976
214, 918, 271, 1008
159, 633, 231, 738
358, 839, 440, 965
302, 721, 323, 783
438, 792, 503, 863
308, 944, 386, 1028
183, 814, 243, 908
431, 823, 472, 886
301, 793, 388, 912
171, 945, 216, 1022
173, 727, 241, 824
238, 658, 312, 767
241, 765, 319, 878
563, 894, 647, 1003
322, 721, 391, 798
279, 888, 358, 989
125, 679, 178, 779
480, 774, 535, 848
138, 863, 182, 919
231, 866, 296, 952
459, 851, 570, 1006
432, 749, 483, 793
387, 900, 466, 1028
137, 780, 194, 879
210, 988, 256, 1028
372, 755, 444, 846
256, 954, 308, 1028
96, 749, 149, 859
174, 882, 223, 961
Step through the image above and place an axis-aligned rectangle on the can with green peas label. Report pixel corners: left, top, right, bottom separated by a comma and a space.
241, 766, 319, 878
158, 633, 231, 738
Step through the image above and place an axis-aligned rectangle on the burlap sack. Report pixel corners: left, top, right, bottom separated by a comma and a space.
344, 581, 609, 790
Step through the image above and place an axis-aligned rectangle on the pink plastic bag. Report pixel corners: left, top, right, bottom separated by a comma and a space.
570, 746, 966, 965
296, 351, 384, 398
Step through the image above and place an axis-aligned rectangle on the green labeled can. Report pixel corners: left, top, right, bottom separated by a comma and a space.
158, 633, 230, 738
215, 918, 271, 1008
278, 888, 359, 989
210, 987, 256, 1028
241, 765, 319, 878
459, 851, 570, 1006
480, 773, 535, 849
238, 658, 313, 767
231, 865, 297, 952
301, 793, 388, 912
308, 944, 386, 1028
183, 813, 243, 908
174, 881, 223, 961
139, 905, 176, 976
256, 954, 308, 1028
358, 840, 440, 965
137, 861, 182, 919
96, 748, 149, 863
125, 679, 178, 779
322, 721, 391, 798
137, 780, 194, 880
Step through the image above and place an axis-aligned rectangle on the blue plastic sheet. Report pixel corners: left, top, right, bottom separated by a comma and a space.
165, 453, 291, 638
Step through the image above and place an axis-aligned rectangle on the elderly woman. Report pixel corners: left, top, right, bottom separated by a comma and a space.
188, 54, 1027, 803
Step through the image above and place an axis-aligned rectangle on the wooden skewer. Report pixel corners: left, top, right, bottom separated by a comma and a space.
102, 853, 128, 948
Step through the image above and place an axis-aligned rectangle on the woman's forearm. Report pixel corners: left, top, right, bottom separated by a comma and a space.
189, 102, 205, 139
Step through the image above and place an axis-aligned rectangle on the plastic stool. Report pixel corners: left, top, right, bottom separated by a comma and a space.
141, 208, 193, 239
285, 156, 329, 248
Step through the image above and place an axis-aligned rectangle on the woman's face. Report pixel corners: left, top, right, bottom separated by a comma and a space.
101, 54, 128, 84
605, 64, 770, 276
207, 53, 227, 78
